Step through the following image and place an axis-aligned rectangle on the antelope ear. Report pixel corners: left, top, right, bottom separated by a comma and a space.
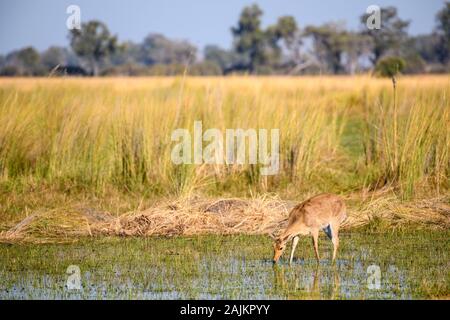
268, 232, 276, 240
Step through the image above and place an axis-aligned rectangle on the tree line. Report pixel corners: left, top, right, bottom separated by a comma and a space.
0, 3, 448, 76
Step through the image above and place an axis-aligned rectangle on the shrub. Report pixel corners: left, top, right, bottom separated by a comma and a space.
374, 56, 406, 77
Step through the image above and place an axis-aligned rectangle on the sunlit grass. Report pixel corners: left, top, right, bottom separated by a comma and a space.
0, 76, 447, 205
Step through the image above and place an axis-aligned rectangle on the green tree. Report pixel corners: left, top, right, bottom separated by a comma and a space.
110, 41, 141, 65
69, 20, 118, 76
274, 16, 299, 49
204, 45, 239, 73
266, 16, 299, 69
305, 23, 348, 74
231, 5, 301, 73
360, 6, 410, 64
434, 2, 450, 65
374, 56, 406, 77
139, 34, 196, 65
342, 32, 373, 74
411, 34, 441, 64
3, 47, 45, 76
41, 46, 69, 70
231, 4, 266, 72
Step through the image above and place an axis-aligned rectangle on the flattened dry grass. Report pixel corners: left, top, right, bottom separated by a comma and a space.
1, 192, 448, 243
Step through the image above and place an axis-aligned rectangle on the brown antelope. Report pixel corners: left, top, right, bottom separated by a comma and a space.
272, 193, 346, 264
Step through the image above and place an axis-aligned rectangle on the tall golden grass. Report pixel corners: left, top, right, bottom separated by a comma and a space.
0, 76, 448, 200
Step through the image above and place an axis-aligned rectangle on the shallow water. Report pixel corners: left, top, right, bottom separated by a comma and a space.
0, 230, 448, 299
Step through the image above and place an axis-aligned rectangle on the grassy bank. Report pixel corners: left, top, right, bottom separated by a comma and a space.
0, 76, 448, 236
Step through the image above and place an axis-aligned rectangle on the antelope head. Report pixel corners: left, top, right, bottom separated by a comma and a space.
270, 233, 290, 264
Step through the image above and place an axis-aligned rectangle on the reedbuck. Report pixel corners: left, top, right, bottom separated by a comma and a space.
272, 193, 347, 264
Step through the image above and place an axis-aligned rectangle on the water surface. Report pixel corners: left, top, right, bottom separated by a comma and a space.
0, 230, 448, 299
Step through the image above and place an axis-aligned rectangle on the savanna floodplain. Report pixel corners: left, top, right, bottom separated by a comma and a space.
0, 76, 448, 299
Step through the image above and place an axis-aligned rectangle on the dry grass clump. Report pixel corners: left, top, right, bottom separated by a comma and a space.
345, 195, 450, 229
0, 210, 93, 243
1, 193, 448, 243
104, 196, 291, 237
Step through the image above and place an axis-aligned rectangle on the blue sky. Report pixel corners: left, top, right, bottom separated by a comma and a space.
0, 0, 446, 54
